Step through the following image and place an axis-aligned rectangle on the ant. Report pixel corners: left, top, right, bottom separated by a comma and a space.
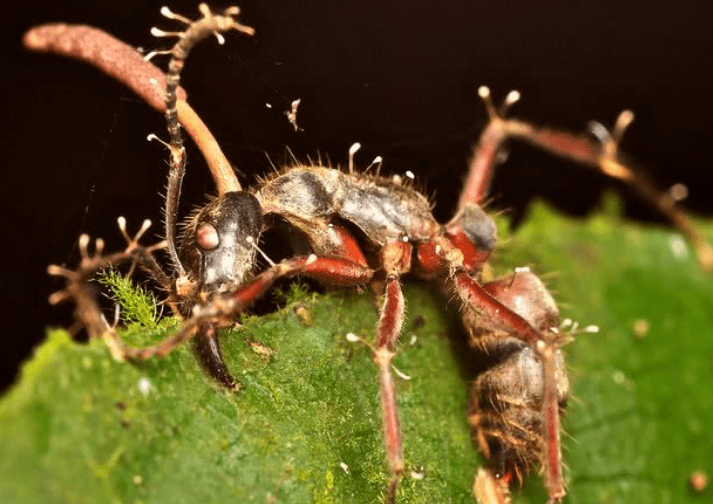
25, 4, 712, 504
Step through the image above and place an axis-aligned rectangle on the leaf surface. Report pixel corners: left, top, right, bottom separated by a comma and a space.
2, 201, 712, 503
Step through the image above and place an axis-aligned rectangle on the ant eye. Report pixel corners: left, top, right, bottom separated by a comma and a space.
196, 222, 220, 251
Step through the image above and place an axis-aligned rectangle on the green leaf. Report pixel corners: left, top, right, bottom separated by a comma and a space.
1, 201, 712, 503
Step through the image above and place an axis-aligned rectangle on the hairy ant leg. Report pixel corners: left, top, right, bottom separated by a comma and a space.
47, 219, 168, 353
461, 86, 713, 272
461, 270, 568, 504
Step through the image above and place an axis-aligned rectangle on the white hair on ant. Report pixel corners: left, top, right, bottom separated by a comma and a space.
245, 235, 276, 267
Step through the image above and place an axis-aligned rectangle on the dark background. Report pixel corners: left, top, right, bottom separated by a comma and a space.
3, 1, 712, 392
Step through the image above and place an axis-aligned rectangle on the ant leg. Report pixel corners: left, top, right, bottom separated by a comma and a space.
458, 86, 713, 271
458, 87, 522, 208
453, 269, 566, 503
101, 254, 374, 363
371, 241, 413, 502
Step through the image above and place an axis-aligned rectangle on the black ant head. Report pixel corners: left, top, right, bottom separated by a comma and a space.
181, 191, 262, 294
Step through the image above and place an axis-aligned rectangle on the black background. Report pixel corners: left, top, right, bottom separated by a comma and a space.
4, 1, 712, 392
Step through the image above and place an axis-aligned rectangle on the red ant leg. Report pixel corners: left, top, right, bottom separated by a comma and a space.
453, 269, 566, 502
458, 87, 713, 271
229, 254, 373, 311
371, 241, 413, 501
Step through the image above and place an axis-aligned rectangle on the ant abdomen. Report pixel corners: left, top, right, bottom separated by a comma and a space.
466, 270, 569, 482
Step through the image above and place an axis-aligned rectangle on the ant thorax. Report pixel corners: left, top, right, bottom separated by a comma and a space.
255, 165, 440, 245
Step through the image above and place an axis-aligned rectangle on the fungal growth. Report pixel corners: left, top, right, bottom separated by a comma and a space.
26, 4, 711, 503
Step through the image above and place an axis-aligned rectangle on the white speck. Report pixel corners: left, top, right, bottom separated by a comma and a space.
306, 254, 317, 265
138, 377, 152, 396
584, 325, 599, 333
409, 335, 418, 346
265, 103, 273, 109
148, 77, 158, 86
286, 442, 292, 448
561, 319, 572, 328
339, 462, 349, 473
346, 332, 360, 343
286, 98, 302, 131
536, 340, 546, 351
245, 236, 254, 243
349, 142, 361, 156
669, 235, 688, 260
477, 86, 490, 98
550, 327, 559, 334
402, 236, 409, 243
612, 370, 626, 385
372, 156, 383, 164
405, 170, 415, 179
132, 475, 143, 485
434, 245, 442, 254
391, 364, 411, 381
392, 174, 402, 185
410, 470, 425, 480
515, 266, 530, 273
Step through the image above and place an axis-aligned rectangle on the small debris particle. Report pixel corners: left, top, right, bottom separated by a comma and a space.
132, 475, 143, 485
339, 462, 349, 473
612, 370, 626, 385
410, 466, 425, 480
690, 470, 708, 492
138, 377, 152, 396
115, 401, 127, 411
633, 319, 650, 338
669, 235, 688, 259
249, 341, 275, 358
293, 303, 312, 326
409, 335, 418, 346
411, 315, 425, 330
346, 332, 360, 343
286, 98, 301, 131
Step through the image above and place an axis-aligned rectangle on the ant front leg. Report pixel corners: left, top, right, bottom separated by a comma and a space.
48, 219, 171, 354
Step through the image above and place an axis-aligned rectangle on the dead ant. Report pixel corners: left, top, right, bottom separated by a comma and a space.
24, 4, 712, 504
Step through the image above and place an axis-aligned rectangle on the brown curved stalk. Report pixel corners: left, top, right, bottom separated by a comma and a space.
22, 23, 240, 194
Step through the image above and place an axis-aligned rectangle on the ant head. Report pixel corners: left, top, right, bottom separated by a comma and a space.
445, 203, 497, 271
182, 191, 262, 294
